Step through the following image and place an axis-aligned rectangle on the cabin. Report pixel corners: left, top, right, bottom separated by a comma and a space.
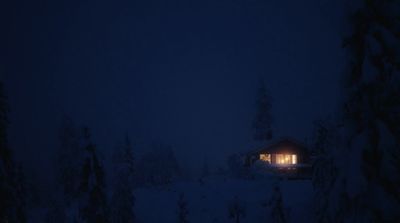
244, 138, 312, 178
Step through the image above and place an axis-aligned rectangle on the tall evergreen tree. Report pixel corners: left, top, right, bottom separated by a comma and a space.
311, 120, 339, 223
137, 143, 181, 186
110, 135, 135, 223
327, 0, 400, 221
268, 185, 286, 223
228, 196, 246, 223
177, 193, 189, 223
252, 79, 273, 142
78, 127, 109, 223
0, 82, 26, 223
57, 116, 81, 204
44, 199, 67, 223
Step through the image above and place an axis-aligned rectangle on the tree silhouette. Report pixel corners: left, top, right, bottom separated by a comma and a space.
111, 135, 135, 223
0, 82, 26, 223
177, 193, 189, 223
330, 0, 400, 221
78, 127, 109, 223
311, 120, 338, 223
228, 196, 246, 223
252, 79, 273, 142
57, 116, 81, 204
268, 185, 286, 223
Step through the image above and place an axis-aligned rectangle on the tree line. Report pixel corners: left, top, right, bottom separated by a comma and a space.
1, 0, 400, 222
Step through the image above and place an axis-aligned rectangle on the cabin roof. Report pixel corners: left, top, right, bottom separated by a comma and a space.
249, 138, 308, 155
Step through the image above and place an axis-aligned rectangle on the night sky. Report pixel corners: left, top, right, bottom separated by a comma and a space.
2, 0, 348, 175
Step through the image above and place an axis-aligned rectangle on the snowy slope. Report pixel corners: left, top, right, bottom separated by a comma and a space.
26, 175, 313, 223
135, 176, 313, 223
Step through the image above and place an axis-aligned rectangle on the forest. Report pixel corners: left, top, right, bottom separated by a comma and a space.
1, 0, 400, 222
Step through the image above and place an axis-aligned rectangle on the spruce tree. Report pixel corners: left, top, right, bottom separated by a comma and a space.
268, 185, 286, 223
252, 79, 273, 142
78, 127, 109, 223
330, 0, 400, 221
177, 193, 189, 223
57, 116, 81, 204
311, 120, 338, 223
137, 143, 181, 186
110, 135, 135, 223
228, 196, 245, 223
44, 199, 67, 223
0, 82, 26, 223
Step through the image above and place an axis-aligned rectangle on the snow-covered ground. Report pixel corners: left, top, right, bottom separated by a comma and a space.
135, 176, 313, 223
27, 175, 313, 223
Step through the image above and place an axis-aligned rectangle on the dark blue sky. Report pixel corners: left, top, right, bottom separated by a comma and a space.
2, 0, 348, 173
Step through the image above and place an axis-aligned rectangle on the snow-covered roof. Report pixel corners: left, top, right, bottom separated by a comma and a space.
247, 137, 308, 155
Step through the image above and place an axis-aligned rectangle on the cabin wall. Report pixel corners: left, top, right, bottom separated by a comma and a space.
248, 141, 310, 166
257, 152, 309, 164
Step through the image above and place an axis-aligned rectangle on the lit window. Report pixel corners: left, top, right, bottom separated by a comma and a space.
275, 154, 297, 165
260, 154, 271, 163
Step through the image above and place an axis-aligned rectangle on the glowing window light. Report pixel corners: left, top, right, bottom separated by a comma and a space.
275, 154, 297, 165
259, 154, 271, 163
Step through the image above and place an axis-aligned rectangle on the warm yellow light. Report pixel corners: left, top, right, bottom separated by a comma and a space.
260, 154, 271, 163
275, 154, 297, 165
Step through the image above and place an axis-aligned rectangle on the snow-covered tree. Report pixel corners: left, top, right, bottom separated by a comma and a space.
177, 193, 189, 223
44, 200, 67, 223
252, 79, 273, 142
78, 127, 109, 223
0, 82, 26, 223
57, 116, 81, 204
311, 120, 339, 223
228, 196, 246, 223
325, 0, 400, 221
136, 143, 181, 186
227, 154, 249, 178
268, 185, 286, 223
24, 169, 42, 208
110, 135, 135, 223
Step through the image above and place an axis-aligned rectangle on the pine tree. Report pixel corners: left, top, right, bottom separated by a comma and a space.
268, 185, 286, 223
0, 82, 26, 223
57, 116, 81, 204
228, 196, 246, 223
177, 193, 189, 223
392, 147, 400, 197
331, 0, 400, 221
78, 127, 109, 223
165, 145, 181, 181
24, 168, 42, 208
137, 143, 181, 186
252, 79, 273, 142
311, 120, 338, 223
110, 135, 135, 223
44, 199, 67, 223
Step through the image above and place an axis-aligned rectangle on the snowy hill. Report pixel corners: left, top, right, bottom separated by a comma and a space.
135, 176, 313, 223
